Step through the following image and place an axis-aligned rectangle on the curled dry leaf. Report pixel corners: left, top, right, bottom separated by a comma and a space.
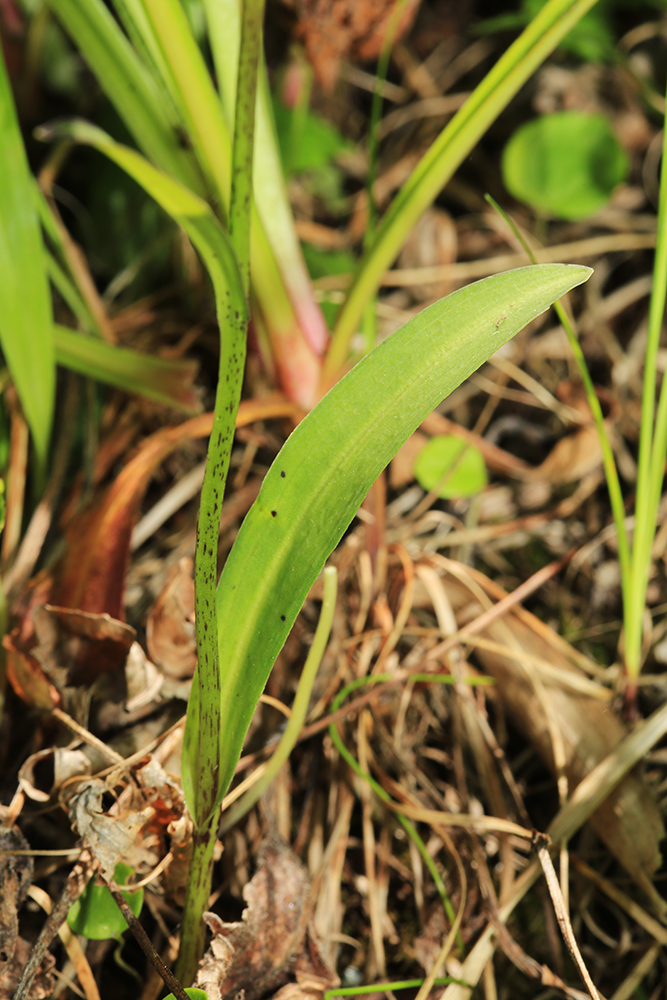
146, 558, 197, 680
4, 602, 135, 713
397, 209, 458, 301
33, 605, 135, 689
18, 748, 90, 803
67, 779, 155, 883
196, 837, 338, 1000
124, 641, 164, 712
526, 383, 620, 486
135, 757, 192, 895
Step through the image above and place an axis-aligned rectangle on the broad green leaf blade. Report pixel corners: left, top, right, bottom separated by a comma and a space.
182, 262, 592, 815
54, 325, 201, 413
0, 51, 54, 467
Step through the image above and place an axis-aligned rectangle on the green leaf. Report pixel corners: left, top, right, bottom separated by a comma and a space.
0, 50, 55, 468
67, 863, 143, 941
164, 991, 208, 1000
54, 325, 201, 413
502, 111, 629, 220
35, 120, 246, 329
413, 436, 487, 498
328, 0, 601, 370
182, 263, 593, 812
272, 96, 352, 174
47, 0, 204, 193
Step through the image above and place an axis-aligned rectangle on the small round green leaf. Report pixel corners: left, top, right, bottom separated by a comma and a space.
413, 436, 487, 499
67, 863, 143, 941
163, 990, 208, 1000
502, 112, 629, 221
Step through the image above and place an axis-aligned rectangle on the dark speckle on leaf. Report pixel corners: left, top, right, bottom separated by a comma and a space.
280, 470, 286, 478
281, 615, 286, 622
271, 510, 277, 517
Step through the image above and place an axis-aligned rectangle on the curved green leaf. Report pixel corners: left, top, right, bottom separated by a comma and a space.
46, 0, 204, 193
54, 325, 201, 413
327, 0, 599, 374
182, 262, 592, 815
35, 120, 246, 327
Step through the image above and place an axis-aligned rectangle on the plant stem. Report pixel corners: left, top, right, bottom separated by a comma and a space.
178, 0, 265, 981
229, 0, 264, 295
174, 815, 218, 985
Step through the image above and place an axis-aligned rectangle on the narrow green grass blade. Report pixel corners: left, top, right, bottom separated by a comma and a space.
327, 0, 599, 373
183, 263, 592, 806
47, 254, 101, 337
54, 325, 200, 412
138, 0, 232, 207
625, 89, 667, 680
111, 0, 183, 122
485, 195, 631, 616
36, 120, 245, 321
0, 51, 54, 468
48, 0, 204, 192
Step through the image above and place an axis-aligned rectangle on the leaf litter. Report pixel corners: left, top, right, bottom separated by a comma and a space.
2, 8, 667, 1000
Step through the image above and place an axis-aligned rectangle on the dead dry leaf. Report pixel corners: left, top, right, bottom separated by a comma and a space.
67, 780, 155, 883
197, 837, 337, 1000
398, 209, 458, 301
293, 0, 421, 89
146, 557, 196, 679
0, 822, 33, 968
0, 936, 55, 1000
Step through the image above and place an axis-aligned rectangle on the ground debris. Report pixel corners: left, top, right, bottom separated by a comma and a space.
0, 819, 34, 973
196, 836, 338, 1000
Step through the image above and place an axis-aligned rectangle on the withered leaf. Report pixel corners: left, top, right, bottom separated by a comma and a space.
196, 837, 337, 1000
0, 936, 55, 1000
146, 558, 197, 680
67, 779, 154, 883
0, 822, 33, 968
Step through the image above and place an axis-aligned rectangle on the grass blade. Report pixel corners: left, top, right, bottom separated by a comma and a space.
326, 0, 600, 374
624, 90, 667, 682
0, 50, 54, 469
47, 0, 204, 191
54, 325, 200, 412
